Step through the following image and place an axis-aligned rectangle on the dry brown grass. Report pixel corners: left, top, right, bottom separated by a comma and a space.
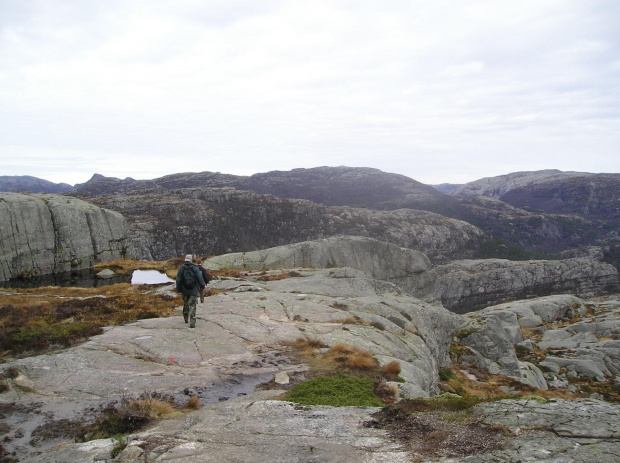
442, 368, 579, 401
0, 284, 182, 360
183, 396, 202, 411
93, 258, 183, 277
339, 316, 386, 331
132, 398, 176, 418
257, 273, 291, 281
323, 344, 378, 369
210, 268, 245, 278
382, 360, 402, 375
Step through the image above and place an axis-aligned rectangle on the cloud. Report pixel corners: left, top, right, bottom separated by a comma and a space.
0, 0, 619, 185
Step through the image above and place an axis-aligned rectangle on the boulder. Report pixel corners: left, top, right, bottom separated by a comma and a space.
0, 193, 133, 281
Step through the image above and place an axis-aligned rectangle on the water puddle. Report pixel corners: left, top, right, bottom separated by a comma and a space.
131, 270, 174, 285
169, 373, 275, 405
2, 269, 131, 289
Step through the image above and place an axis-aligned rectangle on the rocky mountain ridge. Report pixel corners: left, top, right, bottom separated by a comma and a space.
68, 166, 620, 259
0, 175, 72, 194
7, 166, 620, 260
84, 187, 486, 263
453, 169, 620, 221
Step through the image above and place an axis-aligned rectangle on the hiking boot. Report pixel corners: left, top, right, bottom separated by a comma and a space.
189, 325, 195, 329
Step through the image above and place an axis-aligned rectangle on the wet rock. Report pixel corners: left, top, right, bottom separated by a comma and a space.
95, 269, 116, 279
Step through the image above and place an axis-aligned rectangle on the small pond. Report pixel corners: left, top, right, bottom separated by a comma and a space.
2, 269, 131, 289
131, 270, 174, 285
2, 269, 174, 289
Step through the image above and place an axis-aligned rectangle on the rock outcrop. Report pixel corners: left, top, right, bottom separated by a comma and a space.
0, 193, 133, 282
457, 295, 620, 389
85, 188, 486, 262
471, 398, 620, 462
205, 236, 437, 298
434, 257, 619, 313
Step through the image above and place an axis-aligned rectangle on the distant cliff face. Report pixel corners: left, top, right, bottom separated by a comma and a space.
84, 187, 486, 263
434, 257, 619, 313
0, 193, 134, 282
454, 170, 620, 221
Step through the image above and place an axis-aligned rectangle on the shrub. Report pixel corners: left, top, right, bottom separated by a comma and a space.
439, 367, 456, 381
286, 373, 384, 407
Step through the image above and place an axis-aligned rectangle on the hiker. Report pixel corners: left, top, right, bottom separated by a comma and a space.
175, 254, 205, 328
196, 259, 213, 302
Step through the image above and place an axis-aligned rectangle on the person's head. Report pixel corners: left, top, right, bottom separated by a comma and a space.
184, 254, 192, 262
196, 260, 202, 265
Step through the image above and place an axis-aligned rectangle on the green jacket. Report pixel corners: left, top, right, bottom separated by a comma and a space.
175, 262, 206, 296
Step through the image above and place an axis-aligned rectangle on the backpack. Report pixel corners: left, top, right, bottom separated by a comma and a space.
182, 265, 197, 289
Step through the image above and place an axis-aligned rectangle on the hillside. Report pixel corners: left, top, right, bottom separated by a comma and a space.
83, 188, 485, 262
453, 169, 620, 221
10, 166, 620, 261
0, 175, 72, 194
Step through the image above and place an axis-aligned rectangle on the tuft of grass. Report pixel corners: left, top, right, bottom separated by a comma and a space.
382, 360, 402, 376
285, 373, 384, 407
132, 398, 176, 418
183, 396, 202, 411
110, 434, 127, 459
439, 367, 456, 381
324, 344, 378, 370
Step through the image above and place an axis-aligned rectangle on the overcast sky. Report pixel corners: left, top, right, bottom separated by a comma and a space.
1, 0, 619, 186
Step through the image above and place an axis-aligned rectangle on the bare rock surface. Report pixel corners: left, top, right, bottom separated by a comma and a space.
467, 398, 620, 462
0, 192, 133, 282
434, 257, 619, 313
206, 236, 437, 298
0, 266, 459, 461
2, 268, 620, 461
28, 391, 410, 463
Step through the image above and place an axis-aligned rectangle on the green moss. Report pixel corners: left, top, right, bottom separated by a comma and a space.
285, 373, 384, 407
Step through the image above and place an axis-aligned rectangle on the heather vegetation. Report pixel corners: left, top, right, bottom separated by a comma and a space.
0, 283, 181, 360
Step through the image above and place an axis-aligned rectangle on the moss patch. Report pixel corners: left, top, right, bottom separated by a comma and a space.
285, 373, 384, 407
